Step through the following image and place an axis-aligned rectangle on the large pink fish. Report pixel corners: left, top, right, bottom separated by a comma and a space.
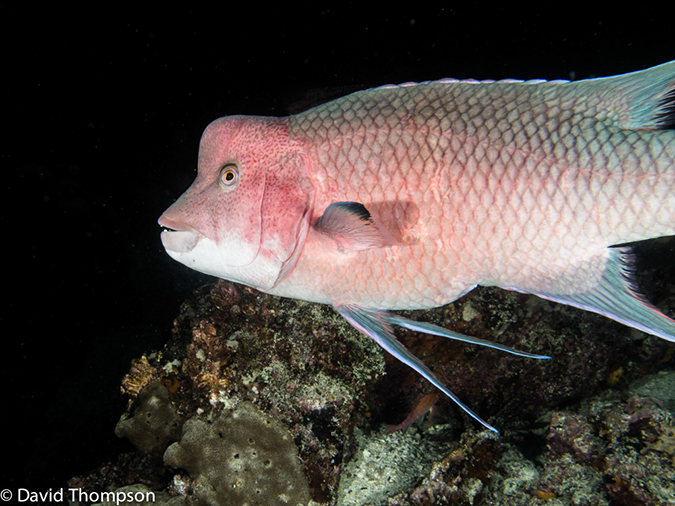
159, 61, 675, 431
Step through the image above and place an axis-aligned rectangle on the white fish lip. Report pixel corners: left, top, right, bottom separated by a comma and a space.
160, 229, 202, 253
158, 213, 204, 253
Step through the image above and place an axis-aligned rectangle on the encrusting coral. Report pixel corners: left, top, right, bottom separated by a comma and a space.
164, 401, 310, 506
115, 380, 183, 456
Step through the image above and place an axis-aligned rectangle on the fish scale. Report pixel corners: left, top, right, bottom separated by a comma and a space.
160, 61, 675, 431
285, 75, 675, 305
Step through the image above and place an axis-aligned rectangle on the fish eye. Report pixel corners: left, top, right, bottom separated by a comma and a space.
219, 163, 239, 188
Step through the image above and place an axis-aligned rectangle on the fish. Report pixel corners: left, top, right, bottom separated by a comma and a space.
386, 392, 440, 434
159, 61, 675, 432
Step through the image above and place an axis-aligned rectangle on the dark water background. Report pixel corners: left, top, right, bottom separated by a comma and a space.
2, 5, 673, 493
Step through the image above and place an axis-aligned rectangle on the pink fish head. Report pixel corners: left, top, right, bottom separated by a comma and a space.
158, 116, 313, 290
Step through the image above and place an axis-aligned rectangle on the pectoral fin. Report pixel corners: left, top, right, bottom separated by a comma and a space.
334, 304, 550, 432
314, 202, 399, 252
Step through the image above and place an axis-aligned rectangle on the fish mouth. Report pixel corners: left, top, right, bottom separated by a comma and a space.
158, 215, 203, 254
160, 228, 202, 253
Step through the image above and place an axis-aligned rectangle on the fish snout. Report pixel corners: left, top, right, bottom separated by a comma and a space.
158, 212, 200, 235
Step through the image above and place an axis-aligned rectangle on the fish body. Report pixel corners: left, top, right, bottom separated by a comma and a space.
160, 62, 675, 430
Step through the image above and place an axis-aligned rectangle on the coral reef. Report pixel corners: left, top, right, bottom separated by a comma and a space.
70, 239, 674, 505
482, 378, 675, 506
107, 280, 386, 504
337, 373, 675, 506
339, 428, 501, 506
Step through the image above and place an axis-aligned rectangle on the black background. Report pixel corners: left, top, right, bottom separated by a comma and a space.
2, 4, 673, 493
